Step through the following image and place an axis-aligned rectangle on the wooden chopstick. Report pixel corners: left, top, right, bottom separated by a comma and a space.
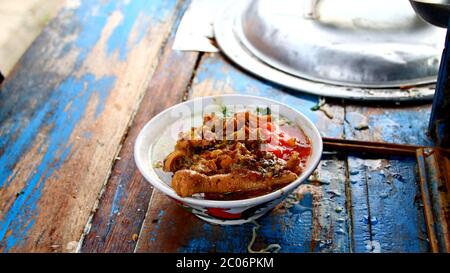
322, 137, 425, 156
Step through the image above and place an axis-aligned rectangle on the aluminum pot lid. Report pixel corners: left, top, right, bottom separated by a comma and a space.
236, 0, 446, 88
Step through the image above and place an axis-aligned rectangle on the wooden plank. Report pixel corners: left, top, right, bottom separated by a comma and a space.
309, 158, 351, 252
80, 1, 200, 253
344, 106, 433, 146
137, 187, 314, 253
419, 148, 450, 252
0, 0, 181, 252
345, 105, 431, 252
136, 53, 350, 253
347, 156, 372, 252
416, 149, 440, 253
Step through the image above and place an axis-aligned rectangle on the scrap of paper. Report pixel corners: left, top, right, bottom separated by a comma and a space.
173, 0, 232, 52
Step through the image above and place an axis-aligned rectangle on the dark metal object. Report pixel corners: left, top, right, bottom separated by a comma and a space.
409, 0, 450, 147
238, 0, 445, 88
430, 30, 450, 147
214, 0, 439, 101
410, 0, 450, 27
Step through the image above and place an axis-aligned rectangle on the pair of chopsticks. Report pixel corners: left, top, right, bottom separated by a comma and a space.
322, 137, 426, 156
324, 137, 450, 254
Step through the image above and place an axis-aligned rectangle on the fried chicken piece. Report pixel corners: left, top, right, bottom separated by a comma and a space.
163, 150, 187, 172
171, 169, 298, 197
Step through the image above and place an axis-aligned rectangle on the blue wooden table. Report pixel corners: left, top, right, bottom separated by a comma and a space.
0, 0, 445, 253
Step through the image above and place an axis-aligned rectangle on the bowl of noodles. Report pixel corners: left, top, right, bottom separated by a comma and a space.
134, 95, 322, 225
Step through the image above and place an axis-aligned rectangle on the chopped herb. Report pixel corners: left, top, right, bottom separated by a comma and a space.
310, 97, 326, 111
256, 107, 271, 115
221, 106, 228, 117
310, 104, 320, 111
153, 161, 163, 168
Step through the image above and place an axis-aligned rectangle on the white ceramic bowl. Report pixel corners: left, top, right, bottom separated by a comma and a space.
134, 95, 322, 225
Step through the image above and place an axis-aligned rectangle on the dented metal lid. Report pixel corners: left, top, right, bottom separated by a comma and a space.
236, 0, 446, 88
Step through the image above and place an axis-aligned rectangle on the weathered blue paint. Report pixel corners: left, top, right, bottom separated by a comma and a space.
344, 108, 432, 147
106, 0, 178, 60
149, 209, 165, 243
369, 109, 433, 146
347, 155, 429, 252
181, 223, 252, 253
366, 157, 428, 252
347, 157, 372, 252
178, 192, 313, 253
0, 103, 51, 189
80, 1, 192, 250
71, 1, 117, 69
0, 0, 125, 192
0, 74, 116, 251
311, 159, 351, 253
105, 179, 126, 236
69, 0, 178, 66
0, 0, 181, 252
0, 121, 21, 151
344, 104, 433, 252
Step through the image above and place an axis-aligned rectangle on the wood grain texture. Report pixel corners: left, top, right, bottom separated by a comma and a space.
137, 188, 315, 253
308, 158, 351, 252
419, 148, 450, 252
135, 53, 350, 253
0, 0, 437, 253
344, 104, 431, 252
0, 0, 181, 252
80, 2, 200, 252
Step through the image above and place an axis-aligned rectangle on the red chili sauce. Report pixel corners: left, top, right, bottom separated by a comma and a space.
261, 120, 312, 167
204, 119, 312, 201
